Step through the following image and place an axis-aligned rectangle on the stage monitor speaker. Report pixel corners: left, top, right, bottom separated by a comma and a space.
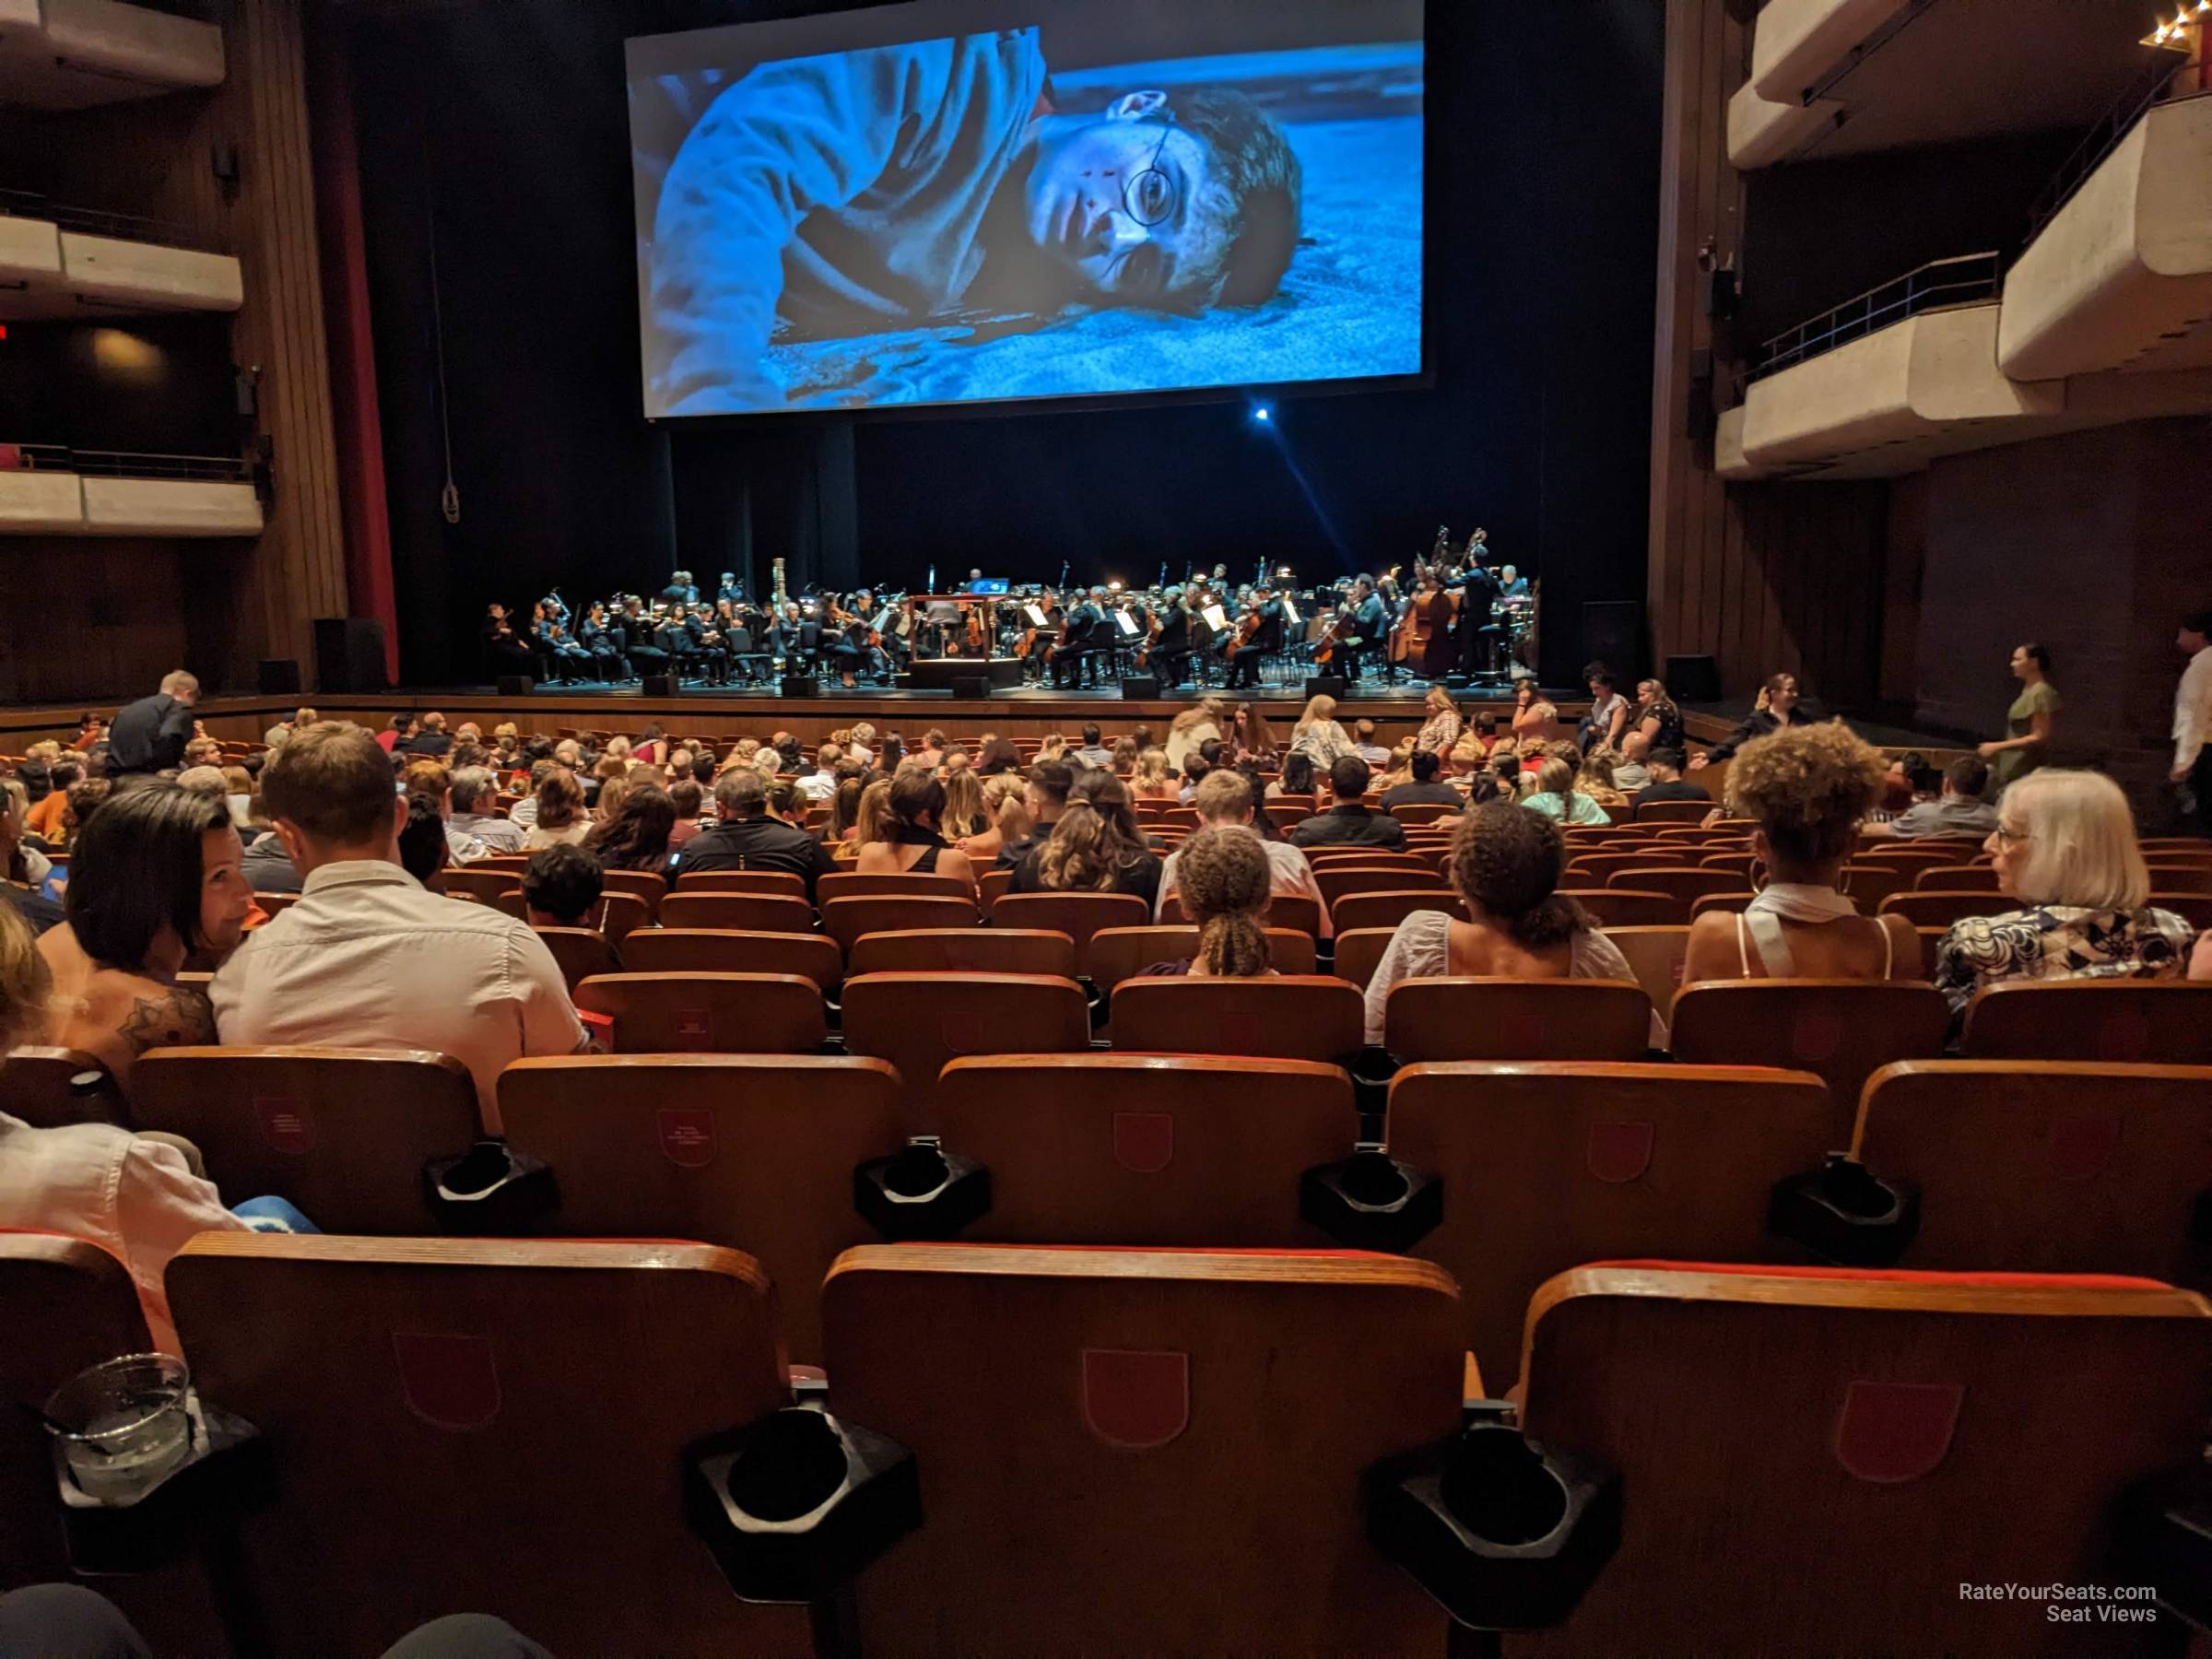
1580, 602, 1641, 678
497, 675, 535, 697
1303, 676, 1347, 700
257, 658, 301, 695
951, 675, 991, 699
312, 618, 388, 695
1120, 677, 1159, 700
1665, 654, 1722, 703
643, 674, 679, 698
779, 677, 821, 699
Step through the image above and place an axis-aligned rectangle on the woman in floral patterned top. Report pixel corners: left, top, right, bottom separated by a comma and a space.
1934, 770, 2199, 1027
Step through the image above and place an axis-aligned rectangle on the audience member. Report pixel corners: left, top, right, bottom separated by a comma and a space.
1072, 723, 1116, 770
379, 713, 417, 754
1611, 731, 1653, 790
397, 794, 452, 889
1156, 771, 1325, 928
1634, 747, 1710, 802
520, 771, 591, 850
1381, 749, 1462, 812
1131, 747, 1176, 801
856, 770, 977, 894
1289, 756, 1408, 849
799, 743, 844, 801
1164, 699, 1228, 771
1360, 801, 1640, 1045
1690, 672, 1815, 769
995, 760, 1074, 869
403, 712, 453, 757
1143, 827, 1277, 978
449, 768, 525, 853
958, 771, 1031, 865
939, 767, 988, 841
1681, 724, 1917, 985
1933, 770, 2197, 1022
670, 768, 836, 899
975, 735, 1023, 776
1288, 695, 1354, 767
1877, 755, 1998, 839
105, 671, 198, 777
34, 783, 245, 1093
666, 779, 707, 847
1012, 771, 1161, 905
209, 724, 584, 1126
1578, 747, 1630, 808
1267, 750, 1317, 801
1354, 718, 1392, 768
21, 761, 82, 841
583, 784, 677, 874
1416, 688, 1463, 756
521, 843, 603, 928
1523, 757, 1612, 826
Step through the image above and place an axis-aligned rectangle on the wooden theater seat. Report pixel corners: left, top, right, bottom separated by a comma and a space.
847, 927, 1077, 979
1960, 980, 2212, 1065
1327, 889, 1467, 934
1314, 866, 1449, 914
1877, 889, 2020, 928
131, 1047, 481, 1231
1631, 799, 1716, 823
935, 1054, 1351, 1245
620, 928, 842, 989
1507, 1266, 2212, 1655
820, 895, 979, 954
1567, 852, 1680, 886
1606, 925, 1691, 1022
1389, 1063, 1833, 1384
574, 972, 825, 1055
441, 867, 521, 905
594, 869, 669, 917
822, 1245, 1464, 1654
1382, 978, 1652, 1063
167, 1237, 809, 1657
532, 924, 618, 994
1558, 888, 1681, 927
990, 891, 1152, 967
841, 971, 1090, 1131
658, 891, 814, 935
1853, 1061, 2212, 1285
977, 867, 1015, 915
498, 1054, 902, 1363
670, 869, 807, 897
1086, 926, 1316, 996
817, 871, 977, 906
1604, 866, 1741, 905
1158, 890, 1324, 936
1331, 927, 1398, 993
0, 1046, 113, 1128
1669, 980, 1948, 1140
1111, 976, 1364, 1064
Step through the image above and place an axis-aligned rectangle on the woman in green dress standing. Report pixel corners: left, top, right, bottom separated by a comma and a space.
1979, 642, 2058, 793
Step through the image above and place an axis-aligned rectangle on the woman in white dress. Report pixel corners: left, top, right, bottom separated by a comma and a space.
1289, 694, 1355, 769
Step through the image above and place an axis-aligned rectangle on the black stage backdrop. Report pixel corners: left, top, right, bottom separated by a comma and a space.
346, 0, 1664, 687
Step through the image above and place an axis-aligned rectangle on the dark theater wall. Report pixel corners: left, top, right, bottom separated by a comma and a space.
344, 0, 1667, 688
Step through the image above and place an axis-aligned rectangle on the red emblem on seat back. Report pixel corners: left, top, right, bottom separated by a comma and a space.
1833, 1380, 1962, 1484
1081, 1349, 1189, 1450
1112, 1112, 1175, 1174
2046, 1112, 2120, 1182
657, 1108, 717, 1169
392, 1332, 502, 1432
672, 1008, 711, 1049
253, 1096, 312, 1155
1585, 1121, 1653, 1183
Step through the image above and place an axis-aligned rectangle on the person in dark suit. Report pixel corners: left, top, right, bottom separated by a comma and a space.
402, 712, 453, 757
106, 673, 199, 777
618, 600, 671, 677
1339, 579, 1388, 685
483, 606, 536, 679
660, 570, 700, 606
1053, 590, 1105, 688
1150, 589, 1194, 688
1224, 587, 1283, 691
1288, 755, 1409, 850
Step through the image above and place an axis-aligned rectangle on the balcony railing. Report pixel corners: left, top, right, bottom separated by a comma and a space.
1749, 252, 2003, 381
2023, 55, 2197, 244
0, 188, 216, 255
0, 443, 251, 483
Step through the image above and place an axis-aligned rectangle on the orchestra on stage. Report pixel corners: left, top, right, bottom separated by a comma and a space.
481, 530, 1535, 695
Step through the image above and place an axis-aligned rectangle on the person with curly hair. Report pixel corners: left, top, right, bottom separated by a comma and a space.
1361, 799, 1640, 1045
1141, 825, 1275, 978
1682, 723, 1919, 985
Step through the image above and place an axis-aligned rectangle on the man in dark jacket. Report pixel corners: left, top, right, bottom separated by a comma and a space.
1381, 750, 1462, 813
1289, 756, 1408, 850
670, 769, 835, 900
106, 672, 199, 776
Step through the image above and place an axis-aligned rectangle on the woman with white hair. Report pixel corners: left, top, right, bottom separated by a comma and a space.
1933, 769, 2198, 1018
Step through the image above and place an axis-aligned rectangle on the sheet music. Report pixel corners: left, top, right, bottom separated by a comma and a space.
1112, 609, 1140, 637
870, 608, 894, 632
1023, 603, 1050, 628
1200, 603, 1228, 632
1281, 596, 1300, 627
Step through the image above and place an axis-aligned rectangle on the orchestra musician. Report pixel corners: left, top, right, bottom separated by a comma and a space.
1224, 582, 1283, 691
579, 603, 629, 681
1339, 576, 1388, 684
1053, 586, 1106, 688
661, 570, 700, 606
483, 604, 537, 679
1149, 587, 1194, 687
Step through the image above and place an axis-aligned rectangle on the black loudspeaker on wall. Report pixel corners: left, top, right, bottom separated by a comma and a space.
1579, 602, 1641, 679
643, 675, 679, 698
779, 677, 821, 699
1666, 654, 1723, 703
311, 618, 389, 695
497, 676, 535, 697
1120, 677, 1159, 700
1303, 676, 1347, 700
257, 658, 301, 695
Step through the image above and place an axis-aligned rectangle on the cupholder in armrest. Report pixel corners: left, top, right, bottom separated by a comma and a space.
854, 1137, 991, 1241
423, 1141, 559, 1232
1301, 1145, 1441, 1253
1767, 1154, 1919, 1267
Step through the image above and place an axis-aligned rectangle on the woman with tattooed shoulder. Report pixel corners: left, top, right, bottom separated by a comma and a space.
35, 782, 250, 1098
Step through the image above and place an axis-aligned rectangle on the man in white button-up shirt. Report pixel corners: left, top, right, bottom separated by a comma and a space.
2173, 610, 2212, 832
211, 724, 585, 1131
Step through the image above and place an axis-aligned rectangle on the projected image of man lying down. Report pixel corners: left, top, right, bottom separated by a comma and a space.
629, 6, 1424, 416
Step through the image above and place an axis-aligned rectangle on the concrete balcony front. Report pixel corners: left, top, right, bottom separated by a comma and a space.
0, 198, 242, 318
1998, 92, 2212, 382
1732, 0, 2181, 170
0, 0, 224, 109
0, 449, 262, 536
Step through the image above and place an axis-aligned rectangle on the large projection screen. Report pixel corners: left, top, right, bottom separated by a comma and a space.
628, 0, 1424, 418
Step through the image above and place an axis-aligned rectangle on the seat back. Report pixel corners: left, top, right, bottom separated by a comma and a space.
1853, 1061, 2212, 1283
1111, 976, 1364, 1064
1391, 1064, 1834, 1383
1328, 926, 1398, 993
820, 895, 978, 953
532, 925, 618, 994
990, 892, 1152, 967
499, 1055, 902, 1363
167, 1236, 806, 1656
1913, 864, 2001, 891
824, 1245, 1463, 1653
1383, 978, 1651, 1063
1556, 888, 1682, 927
657, 891, 815, 935
0, 1047, 114, 1128
1670, 980, 1948, 1140
1601, 925, 1691, 1023
1631, 799, 1714, 823
594, 869, 668, 917
619, 928, 842, 988
1961, 981, 2212, 1064
977, 866, 1015, 915
2151, 890, 2212, 928
669, 869, 806, 897
1605, 866, 1740, 903
1515, 1266, 2212, 1654
1086, 927, 1316, 995
1327, 890, 1467, 934
841, 971, 1090, 1131
936, 1055, 1351, 1245
1313, 866, 1448, 912
1877, 889, 2020, 928
0, 1234, 148, 1586
847, 928, 1077, 978
1158, 890, 1324, 935
441, 868, 519, 904
132, 1048, 480, 1232
817, 871, 976, 905
574, 972, 825, 1055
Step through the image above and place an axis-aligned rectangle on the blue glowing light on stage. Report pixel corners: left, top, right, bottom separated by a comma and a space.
1253, 405, 1273, 423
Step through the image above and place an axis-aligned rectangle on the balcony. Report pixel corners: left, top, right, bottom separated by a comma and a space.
1731, 0, 2183, 170
0, 0, 224, 109
1998, 91, 2212, 382
0, 192, 242, 319
0, 444, 262, 536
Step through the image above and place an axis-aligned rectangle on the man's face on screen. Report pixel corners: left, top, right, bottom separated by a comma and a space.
1023, 92, 1228, 307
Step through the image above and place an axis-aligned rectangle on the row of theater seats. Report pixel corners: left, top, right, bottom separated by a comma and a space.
5, 1232, 2206, 1655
